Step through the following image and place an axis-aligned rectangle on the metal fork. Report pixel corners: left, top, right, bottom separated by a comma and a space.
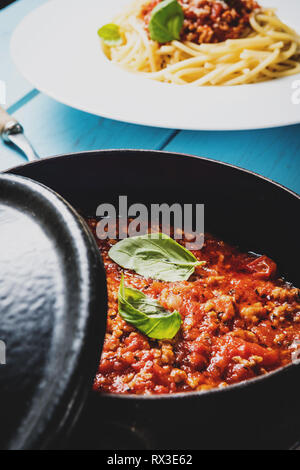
0, 105, 39, 162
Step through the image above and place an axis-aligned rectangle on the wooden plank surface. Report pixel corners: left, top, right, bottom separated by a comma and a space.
164, 126, 300, 194
0, 93, 175, 170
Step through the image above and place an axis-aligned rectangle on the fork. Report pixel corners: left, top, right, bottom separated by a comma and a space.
0, 105, 39, 162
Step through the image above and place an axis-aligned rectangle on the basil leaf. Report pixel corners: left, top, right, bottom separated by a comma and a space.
109, 232, 204, 282
118, 275, 181, 339
97, 23, 123, 46
149, 0, 184, 43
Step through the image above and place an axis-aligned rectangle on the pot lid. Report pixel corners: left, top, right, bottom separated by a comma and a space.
0, 174, 107, 450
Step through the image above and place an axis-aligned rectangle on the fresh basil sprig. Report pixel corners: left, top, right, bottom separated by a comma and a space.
118, 275, 181, 339
97, 23, 123, 46
149, 0, 184, 43
109, 232, 204, 282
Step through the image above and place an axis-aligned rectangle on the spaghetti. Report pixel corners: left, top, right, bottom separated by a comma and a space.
100, 0, 300, 86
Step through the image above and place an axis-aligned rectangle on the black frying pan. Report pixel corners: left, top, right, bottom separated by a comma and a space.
6, 149, 300, 450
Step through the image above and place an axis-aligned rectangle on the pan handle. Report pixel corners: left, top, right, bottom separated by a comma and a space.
0, 105, 39, 162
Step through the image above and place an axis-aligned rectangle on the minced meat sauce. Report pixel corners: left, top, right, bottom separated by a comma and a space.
141, 0, 260, 44
88, 219, 300, 395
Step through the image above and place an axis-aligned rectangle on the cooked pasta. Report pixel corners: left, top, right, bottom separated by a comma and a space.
100, 0, 300, 86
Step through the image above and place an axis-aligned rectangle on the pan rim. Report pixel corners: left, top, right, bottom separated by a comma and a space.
5, 148, 300, 200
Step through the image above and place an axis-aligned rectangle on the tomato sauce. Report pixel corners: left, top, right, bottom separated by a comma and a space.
141, 0, 260, 44
88, 219, 300, 395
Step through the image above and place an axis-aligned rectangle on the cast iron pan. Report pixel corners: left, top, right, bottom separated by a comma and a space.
5, 150, 300, 450
0, 173, 107, 450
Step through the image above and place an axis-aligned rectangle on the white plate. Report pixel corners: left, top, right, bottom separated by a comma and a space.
11, 0, 300, 130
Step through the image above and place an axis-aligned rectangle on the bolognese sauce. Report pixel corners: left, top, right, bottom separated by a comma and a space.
141, 0, 260, 44
88, 219, 300, 395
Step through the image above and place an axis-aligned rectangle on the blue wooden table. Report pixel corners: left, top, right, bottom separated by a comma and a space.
1, 0, 299, 194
